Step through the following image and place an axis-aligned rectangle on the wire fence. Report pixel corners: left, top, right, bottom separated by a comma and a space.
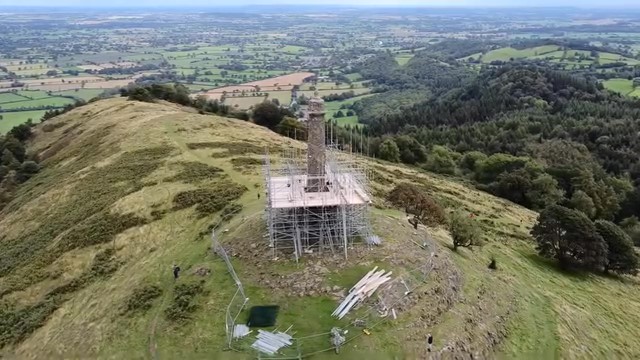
212, 216, 437, 359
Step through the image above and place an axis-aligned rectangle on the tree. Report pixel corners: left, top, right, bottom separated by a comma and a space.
378, 138, 400, 163
127, 87, 153, 103
594, 220, 638, 274
527, 174, 564, 210
424, 145, 457, 174
8, 124, 32, 142
1, 149, 20, 170
3, 136, 26, 162
458, 151, 487, 174
276, 117, 306, 140
531, 205, 607, 271
252, 101, 283, 130
16, 161, 39, 183
387, 183, 446, 229
620, 216, 640, 246
449, 210, 482, 251
334, 110, 345, 118
569, 190, 596, 218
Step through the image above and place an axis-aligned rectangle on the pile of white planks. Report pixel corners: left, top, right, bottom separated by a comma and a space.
251, 330, 293, 355
332, 266, 392, 319
233, 324, 251, 339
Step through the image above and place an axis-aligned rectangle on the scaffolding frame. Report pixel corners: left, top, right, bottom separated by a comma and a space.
263, 145, 372, 261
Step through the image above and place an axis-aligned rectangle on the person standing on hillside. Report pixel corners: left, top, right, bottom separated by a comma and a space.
427, 333, 433, 352
172, 264, 181, 280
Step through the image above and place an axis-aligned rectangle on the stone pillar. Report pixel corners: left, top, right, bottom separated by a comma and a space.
306, 95, 326, 192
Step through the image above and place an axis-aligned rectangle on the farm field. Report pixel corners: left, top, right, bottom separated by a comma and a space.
395, 53, 414, 66
325, 94, 374, 126
482, 45, 561, 62
603, 78, 636, 95
0, 110, 45, 133
0, 97, 75, 110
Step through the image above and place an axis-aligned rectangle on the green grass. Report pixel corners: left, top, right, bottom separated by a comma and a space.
17, 90, 55, 100
344, 73, 362, 81
395, 53, 414, 66
4, 98, 640, 358
324, 94, 374, 126
281, 45, 308, 54
603, 78, 636, 95
0, 92, 27, 103
0, 110, 45, 133
0, 97, 75, 110
482, 45, 561, 63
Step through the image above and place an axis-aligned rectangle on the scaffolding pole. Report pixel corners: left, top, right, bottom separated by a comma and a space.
262, 146, 373, 260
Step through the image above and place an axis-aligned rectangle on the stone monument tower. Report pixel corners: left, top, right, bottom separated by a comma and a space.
306, 94, 326, 192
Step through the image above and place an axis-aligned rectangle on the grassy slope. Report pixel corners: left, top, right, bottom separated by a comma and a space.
0, 98, 639, 358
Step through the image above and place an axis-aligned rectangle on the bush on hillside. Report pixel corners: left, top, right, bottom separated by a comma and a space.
123, 284, 163, 315
449, 210, 483, 251
387, 183, 446, 229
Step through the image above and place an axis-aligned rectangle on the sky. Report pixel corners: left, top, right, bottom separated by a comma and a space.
0, 0, 637, 7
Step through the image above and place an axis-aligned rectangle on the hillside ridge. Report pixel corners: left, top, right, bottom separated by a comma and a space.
1, 98, 639, 358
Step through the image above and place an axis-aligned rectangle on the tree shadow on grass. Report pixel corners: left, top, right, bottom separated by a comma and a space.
521, 252, 590, 282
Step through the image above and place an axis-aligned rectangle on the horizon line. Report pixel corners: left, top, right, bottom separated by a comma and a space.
1, 4, 640, 9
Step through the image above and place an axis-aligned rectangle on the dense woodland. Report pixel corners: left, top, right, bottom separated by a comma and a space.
342, 51, 640, 270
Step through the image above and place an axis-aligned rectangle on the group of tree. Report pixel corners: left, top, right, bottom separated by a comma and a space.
532, 204, 638, 274
332, 110, 355, 118
345, 57, 640, 275
0, 124, 40, 209
122, 83, 249, 120
353, 64, 640, 222
251, 101, 303, 139
322, 90, 356, 102
386, 183, 482, 250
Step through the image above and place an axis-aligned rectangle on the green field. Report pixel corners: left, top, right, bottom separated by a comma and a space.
0, 97, 75, 110
603, 79, 636, 96
17, 90, 55, 100
395, 54, 414, 66
482, 45, 561, 63
0, 110, 45, 133
0, 92, 26, 103
325, 94, 374, 126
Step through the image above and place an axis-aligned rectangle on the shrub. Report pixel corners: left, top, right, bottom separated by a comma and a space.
449, 210, 483, 251
173, 181, 247, 217
168, 161, 223, 184
123, 285, 162, 315
488, 257, 497, 270
165, 281, 205, 322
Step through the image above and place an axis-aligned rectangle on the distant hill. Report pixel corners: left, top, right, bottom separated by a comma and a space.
1, 98, 640, 358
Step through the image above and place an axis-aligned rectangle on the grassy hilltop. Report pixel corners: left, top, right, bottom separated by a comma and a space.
1, 98, 640, 359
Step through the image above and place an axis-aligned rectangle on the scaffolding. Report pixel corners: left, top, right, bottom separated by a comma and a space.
263, 145, 373, 261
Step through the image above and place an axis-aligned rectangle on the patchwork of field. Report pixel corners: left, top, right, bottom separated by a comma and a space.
0, 88, 109, 133
468, 45, 640, 68
482, 45, 561, 62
